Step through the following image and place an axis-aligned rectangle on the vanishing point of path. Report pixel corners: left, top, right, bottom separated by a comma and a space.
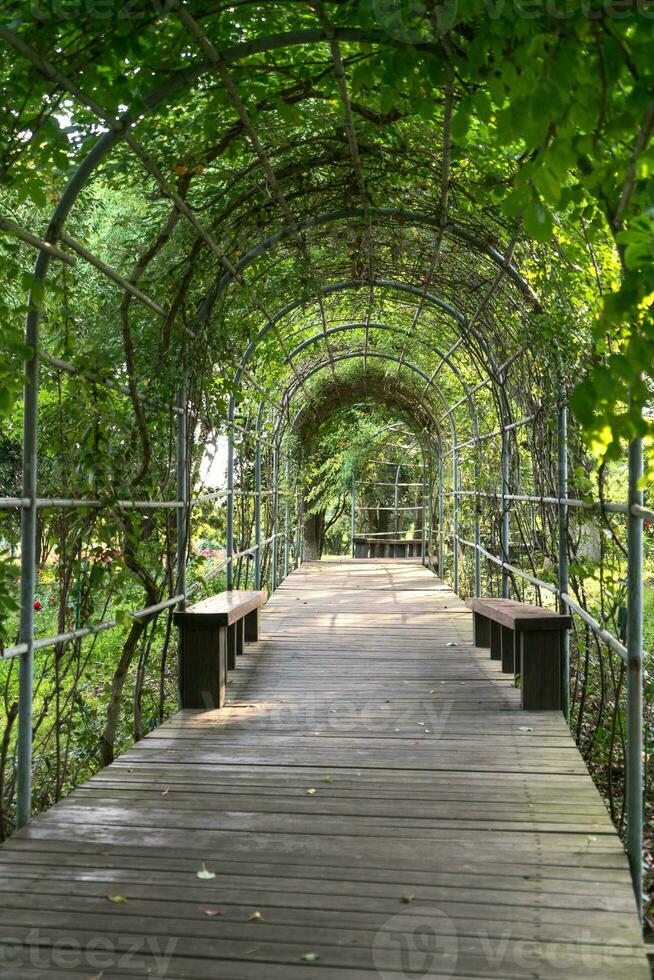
0, 559, 649, 978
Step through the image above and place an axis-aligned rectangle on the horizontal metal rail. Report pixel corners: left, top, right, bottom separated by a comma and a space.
354, 505, 420, 512
1, 530, 287, 660
443, 413, 539, 457
368, 482, 422, 488
2, 593, 186, 660
448, 489, 631, 516
352, 530, 422, 538
0, 489, 290, 511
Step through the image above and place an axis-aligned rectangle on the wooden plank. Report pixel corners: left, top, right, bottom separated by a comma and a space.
465, 596, 572, 631
0, 559, 647, 978
174, 590, 266, 627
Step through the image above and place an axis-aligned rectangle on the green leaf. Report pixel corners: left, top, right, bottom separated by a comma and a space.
524, 201, 553, 243
197, 864, 216, 880
451, 107, 469, 141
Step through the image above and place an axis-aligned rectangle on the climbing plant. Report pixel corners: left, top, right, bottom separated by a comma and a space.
1, 0, 654, 916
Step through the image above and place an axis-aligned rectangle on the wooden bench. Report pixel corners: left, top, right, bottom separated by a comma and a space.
464, 597, 572, 711
173, 590, 266, 709
354, 537, 421, 559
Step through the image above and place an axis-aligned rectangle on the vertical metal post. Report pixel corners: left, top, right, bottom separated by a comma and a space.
626, 434, 644, 915
501, 426, 510, 598
271, 444, 279, 592
473, 452, 481, 597
350, 472, 356, 558
176, 381, 188, 604
428, 467, 434, 571
438, 454, 444, 579
393, 465, 400, 535
295, 487, 301, 569
16, 255, 47, 829
254, 436, 261, 590
452, 454, 459, 593
421, 457, 427, 565
175, 381, 188, 709
557, 400, 570, 722
226, 431, 234, 591
284, 455, 290, 579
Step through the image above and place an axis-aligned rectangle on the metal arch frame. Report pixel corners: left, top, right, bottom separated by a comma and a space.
208, 206, 540, 309
226, 285, 495, 594
225, 283, 510, 604
226, 335, 463, 592
278, 323, 484, 592
2, 16, 645, 919
274, 368, 438, 566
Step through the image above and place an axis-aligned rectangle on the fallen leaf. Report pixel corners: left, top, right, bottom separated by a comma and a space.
161, 787, 170, 797
249, 910, 263, 921
446, 642, 457, 647
302, 952, 320, 962
107, 895, 128, 905
197, 864, 216, 880
204, 909, 224, 917
518, 726, 533, 732
401, 894, 415, 903
321, 775, 333, 783
306, 788, 317, 796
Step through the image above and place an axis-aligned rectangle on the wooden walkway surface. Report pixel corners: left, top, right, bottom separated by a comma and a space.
0, 559, 649, 978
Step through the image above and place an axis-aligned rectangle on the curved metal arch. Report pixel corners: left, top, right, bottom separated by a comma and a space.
228, 279, 508, 443
270, 352, 460, 444
230, 318, 483, 457
209, 207, 540, 311
283, 322, 481, 442
233, 279, 474, 388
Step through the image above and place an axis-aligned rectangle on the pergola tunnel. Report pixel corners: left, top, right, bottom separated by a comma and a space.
1, 0, 653, 941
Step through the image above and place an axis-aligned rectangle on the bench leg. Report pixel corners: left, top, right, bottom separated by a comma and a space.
490, 620, 502, 661
501, 625, 516, 673
244, 607, 259, 642
236, 619, 244, 656
520, 630, 561, 711
179, 623, 226, 709
227, 623, 237, 671
473, 612, 491, 648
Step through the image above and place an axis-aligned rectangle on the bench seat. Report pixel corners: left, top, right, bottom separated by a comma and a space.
464, 597, 571, 711
173, 590, 266, 709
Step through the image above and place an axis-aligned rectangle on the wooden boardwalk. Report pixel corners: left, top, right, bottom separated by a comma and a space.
0, 559, 649, 978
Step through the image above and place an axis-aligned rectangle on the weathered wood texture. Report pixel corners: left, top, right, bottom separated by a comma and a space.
0, 560, 647, 977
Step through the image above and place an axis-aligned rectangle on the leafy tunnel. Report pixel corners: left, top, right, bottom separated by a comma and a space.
1, 0, 653, 922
